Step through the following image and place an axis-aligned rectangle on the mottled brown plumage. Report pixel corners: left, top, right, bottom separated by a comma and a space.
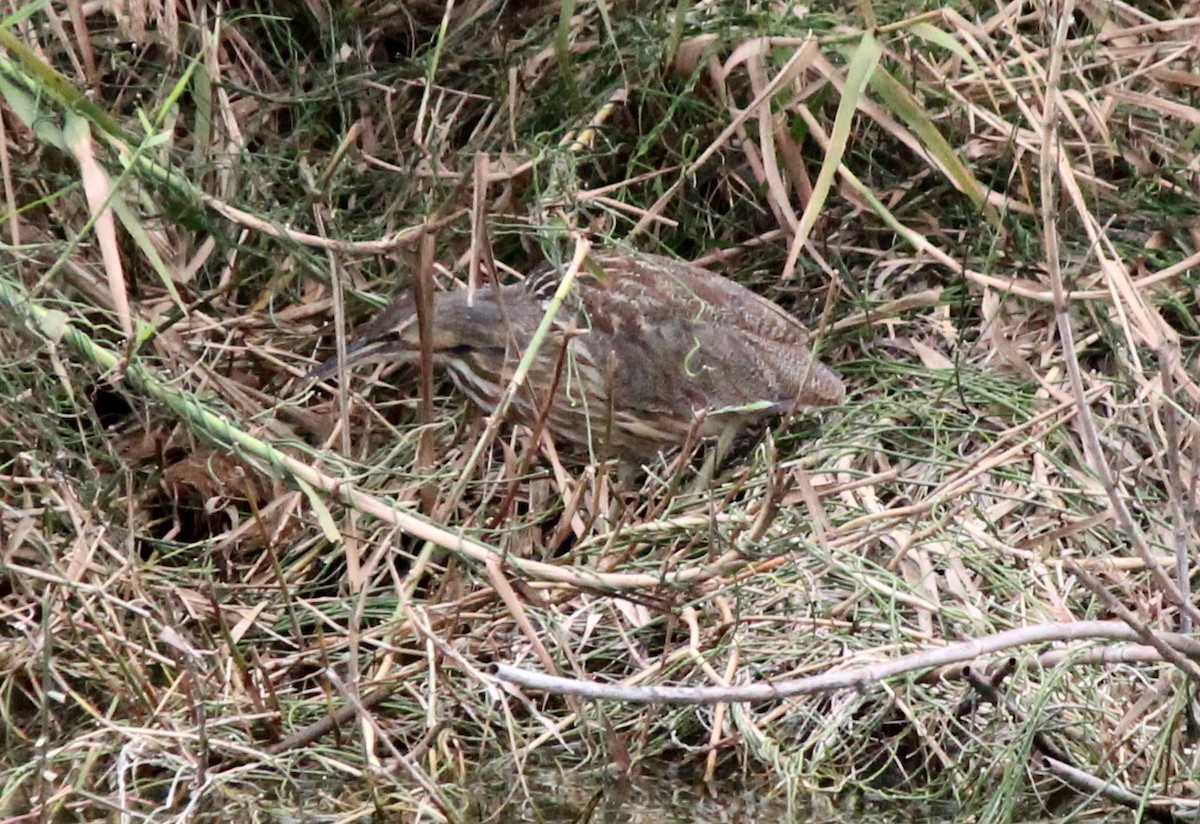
307, 248, 844, 458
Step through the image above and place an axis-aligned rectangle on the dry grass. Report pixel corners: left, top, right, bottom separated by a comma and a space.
3, 0, 1200, 821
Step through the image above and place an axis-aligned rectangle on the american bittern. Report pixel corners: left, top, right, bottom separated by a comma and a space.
307, 248, 844, 458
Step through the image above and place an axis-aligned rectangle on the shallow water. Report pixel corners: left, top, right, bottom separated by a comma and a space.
469, 767, 954, 823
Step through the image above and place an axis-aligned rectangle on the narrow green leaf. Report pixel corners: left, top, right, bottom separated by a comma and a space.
556, 0, 580, 102
296, 476, 343, 544
909, 22, 978, 68
0, 1, 48, 32
111, 199, 185, 308
793, 29, 882, 252
0, 28, 128, 141
0, 72, 66, 150
870, 65, 1000, 228
155, 56, 200, 128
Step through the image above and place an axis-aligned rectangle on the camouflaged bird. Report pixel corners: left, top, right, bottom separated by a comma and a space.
307, 248, 844, 458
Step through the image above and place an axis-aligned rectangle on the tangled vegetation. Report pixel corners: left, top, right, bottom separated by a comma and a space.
2, 0, 1200, 821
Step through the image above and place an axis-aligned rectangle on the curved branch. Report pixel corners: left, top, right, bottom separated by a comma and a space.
494, 621, 1200, 705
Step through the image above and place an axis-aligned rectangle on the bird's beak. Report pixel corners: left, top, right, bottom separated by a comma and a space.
303, 338, 402, 384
